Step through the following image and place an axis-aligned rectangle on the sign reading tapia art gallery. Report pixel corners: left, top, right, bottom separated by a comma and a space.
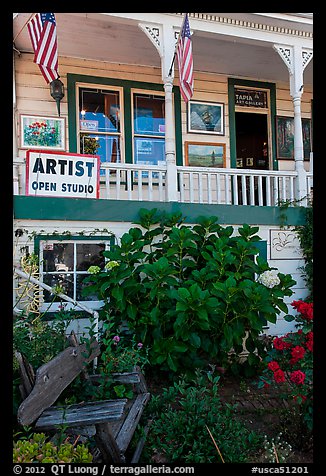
26, 150, 100, 199
234, 88, 268, 108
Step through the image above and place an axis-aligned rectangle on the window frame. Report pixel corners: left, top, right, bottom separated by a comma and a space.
34, 234, 114, 313
67, 73, 183, 166
77, 83, 125, 170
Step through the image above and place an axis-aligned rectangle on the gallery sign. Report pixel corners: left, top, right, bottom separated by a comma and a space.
234, 88, 268, 108
26, 150, 100, 199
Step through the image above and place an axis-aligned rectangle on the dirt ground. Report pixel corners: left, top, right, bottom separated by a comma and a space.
146, 372, 313, 464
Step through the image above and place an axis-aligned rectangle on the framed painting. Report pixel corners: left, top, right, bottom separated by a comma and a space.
20, 114, 66, 150
185, 141, 226, 168
276, 116, 311, 160
187, 100, 224, 135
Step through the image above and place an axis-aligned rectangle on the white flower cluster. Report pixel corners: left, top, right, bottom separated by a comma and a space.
257, 270, 280, 288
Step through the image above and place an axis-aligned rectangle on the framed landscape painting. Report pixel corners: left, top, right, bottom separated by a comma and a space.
276, 116, 311, 160
185, 141, 226, 168
20, 115, 66, 150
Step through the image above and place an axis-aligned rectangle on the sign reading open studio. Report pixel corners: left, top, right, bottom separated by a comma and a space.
26, 150, 100, 198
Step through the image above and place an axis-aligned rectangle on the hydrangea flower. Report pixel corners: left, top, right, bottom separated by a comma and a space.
257, 270, 281, 288
87, 265, 101, 274
105, 260, 120, 270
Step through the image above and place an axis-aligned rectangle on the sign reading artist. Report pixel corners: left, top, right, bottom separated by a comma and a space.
234, 88, 268, 108
26, 150, 100, 198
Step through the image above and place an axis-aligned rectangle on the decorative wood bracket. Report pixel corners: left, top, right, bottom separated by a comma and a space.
138, 23, 163, 57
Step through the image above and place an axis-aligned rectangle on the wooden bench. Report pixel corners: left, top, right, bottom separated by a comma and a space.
16, 337, 150, 463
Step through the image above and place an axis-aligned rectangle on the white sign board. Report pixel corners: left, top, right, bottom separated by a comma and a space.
26, 150, 100, 199
270, 229, 303, 260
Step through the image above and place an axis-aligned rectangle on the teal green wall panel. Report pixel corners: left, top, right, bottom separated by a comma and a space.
14, 196, 307, 226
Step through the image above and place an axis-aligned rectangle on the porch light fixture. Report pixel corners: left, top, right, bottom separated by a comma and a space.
50, 78, 65, 117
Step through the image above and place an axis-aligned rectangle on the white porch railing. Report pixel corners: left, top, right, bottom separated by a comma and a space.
13, 160, 313, 207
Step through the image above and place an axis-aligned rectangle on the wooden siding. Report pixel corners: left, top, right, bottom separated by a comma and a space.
14, 54, 312, 171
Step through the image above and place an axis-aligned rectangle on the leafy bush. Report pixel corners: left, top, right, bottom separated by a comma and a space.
13, 432, 93, 463
140, 370, 262, 463
83, 209, 296, 376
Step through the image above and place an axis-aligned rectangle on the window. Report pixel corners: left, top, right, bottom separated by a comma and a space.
78, 87, 123, 176
38, 237, 111, 312
133, 92, 166, 167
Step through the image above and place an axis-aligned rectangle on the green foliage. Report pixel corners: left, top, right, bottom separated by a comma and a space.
13, 432, 93, 463
295, 204, 313, 299
13, 309, 75, 415
82, 210, 296, 376
140, 370, 262, 463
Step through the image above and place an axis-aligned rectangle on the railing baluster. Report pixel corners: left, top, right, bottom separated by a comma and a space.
258, 176, 263, 205
116, 170, 121, 200
225, 174, 230, 204
138, 170, 143, 201
179, 172, 184, 202
198, 173, 203, 203
189, 173, 194, 202
241, 174, 247, 205
158, 172, 164, 201
232, 174, 238, 205
148, 171, 153, 201
127, 170, 132, 199
207, 173, 212, 204
105, 169, 110, 199
249, 175, 255, 205
266, 175, 271, 206
216, 174, 221, 203
273, 176, 279, 205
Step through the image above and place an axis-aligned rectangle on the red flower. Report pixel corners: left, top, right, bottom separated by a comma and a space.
291, 300, 313, 320
273, 369, 285, 383
273, 337, 292, 351
268, 361, 279, 372
306, 332, 313, 352
290, 345, 306, 363
290, 370, 306, 385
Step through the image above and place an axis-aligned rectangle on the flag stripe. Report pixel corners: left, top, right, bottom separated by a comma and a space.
27, 12, 59, 84
176, 14, 194, 103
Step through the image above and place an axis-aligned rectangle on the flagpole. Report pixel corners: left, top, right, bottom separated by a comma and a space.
13, 13, 35, 44
168, 13, 188, 77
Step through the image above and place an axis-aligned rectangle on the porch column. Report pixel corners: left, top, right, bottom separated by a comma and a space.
274, 44, 313, 204
139, 21, 179, 202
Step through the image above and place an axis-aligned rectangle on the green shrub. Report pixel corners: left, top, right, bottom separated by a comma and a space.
83, 209, 296, 376
13, 432, 93, 463
140, 370, 262, 463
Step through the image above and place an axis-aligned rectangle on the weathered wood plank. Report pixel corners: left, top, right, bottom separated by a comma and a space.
17, 340, 100, 426
95, 422, 125, 464
116, 393, 150, 453
35, 399, 127, 430
130, 419, 152, 464
15, 351, 35, 398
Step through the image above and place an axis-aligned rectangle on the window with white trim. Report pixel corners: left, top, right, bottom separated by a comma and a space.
78, 86, 123, 176
132, 91, 166, 167
39, 238, 110, 312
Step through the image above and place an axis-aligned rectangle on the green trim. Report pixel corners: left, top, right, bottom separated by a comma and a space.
67, 73, 182, 165
14, 196, 307, 226
228, 78, 277, 170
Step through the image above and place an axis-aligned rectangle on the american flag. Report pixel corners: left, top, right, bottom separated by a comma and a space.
176, 13, 194, 103
27, 13, 59, 84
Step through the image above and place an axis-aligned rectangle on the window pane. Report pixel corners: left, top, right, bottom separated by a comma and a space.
80, 134, 121, 174
134, 94, 165, 136
76, 274, 99, 301
43, 243, 74, 272
134, 138, 165, 166
43, 273, 74, 301
76, 243, 105, 271
79, 89, 120, 133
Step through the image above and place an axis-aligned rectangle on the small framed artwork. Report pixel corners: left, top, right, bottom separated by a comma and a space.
236, 158, 243, 168
185, 141, 226, 168
187, 100, 224, 135
246, 157, 254, 166
276, 116, 311, 160
20, 114, 66, 150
